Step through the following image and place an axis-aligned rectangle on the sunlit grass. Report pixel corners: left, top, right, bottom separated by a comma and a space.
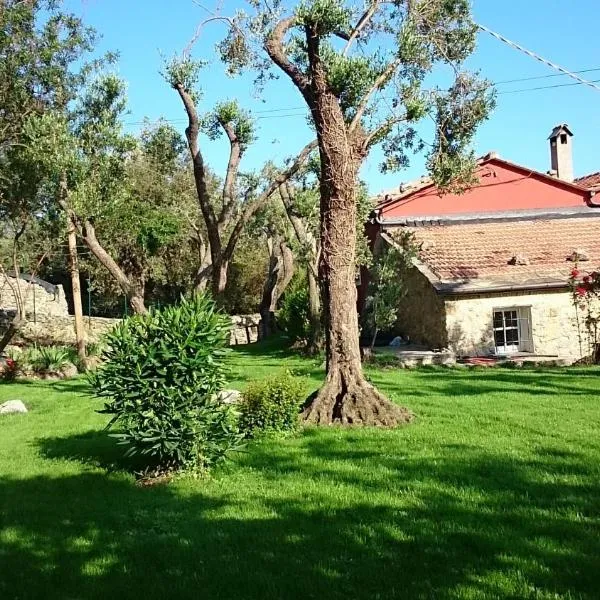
1, 342, 599, 599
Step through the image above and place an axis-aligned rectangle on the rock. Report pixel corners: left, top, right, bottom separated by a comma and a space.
0, 400, 28, 415
216, 389, 242, 404
59, 362, 79, 379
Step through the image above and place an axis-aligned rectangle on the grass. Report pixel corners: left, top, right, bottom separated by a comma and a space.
1, 340, 600, 599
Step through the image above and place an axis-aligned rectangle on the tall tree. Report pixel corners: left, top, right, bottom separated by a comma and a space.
0, 0, 95, 346
220, 0, 494, 424
164, 53, 316, 302
25, 76, 152, 314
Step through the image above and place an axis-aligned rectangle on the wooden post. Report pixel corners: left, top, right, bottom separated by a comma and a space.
68, 222, 86, 360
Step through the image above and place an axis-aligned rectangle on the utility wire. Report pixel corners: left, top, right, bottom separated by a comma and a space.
495, 66, 600, 85
124, 72, 599, 126
477, 23, 600, 93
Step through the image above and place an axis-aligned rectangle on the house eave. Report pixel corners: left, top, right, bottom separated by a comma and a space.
433, 280, 569, 297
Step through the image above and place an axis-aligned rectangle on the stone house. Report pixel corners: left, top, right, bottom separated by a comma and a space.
362, 124, 600, 362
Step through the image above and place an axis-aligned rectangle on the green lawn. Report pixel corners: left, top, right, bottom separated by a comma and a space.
1, 342, 600, 599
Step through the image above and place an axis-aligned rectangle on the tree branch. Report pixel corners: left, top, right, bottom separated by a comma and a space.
218, 121, 242, 225
173, 82, 221, 252
222, 139, 317, 262
343, 1, 381, 57
264, 16, 312, 102
363, 113, 408, 151
348, 58, 401, 135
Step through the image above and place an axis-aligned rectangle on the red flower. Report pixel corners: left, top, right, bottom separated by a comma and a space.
5, 358, 15, 368
576, 286, 588, 296
570, 268, 580, 278
583, 275, 591, 283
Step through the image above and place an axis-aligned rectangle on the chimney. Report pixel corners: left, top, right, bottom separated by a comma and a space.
548, 124, 574, 182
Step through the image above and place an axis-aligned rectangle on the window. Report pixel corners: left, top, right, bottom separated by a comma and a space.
493, 307, 533, 354
560, 133, 568, 144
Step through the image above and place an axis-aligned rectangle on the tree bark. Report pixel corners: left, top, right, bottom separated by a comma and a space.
67, 223, 86, 360
306, 263, 322, 354
259, 237, 295, 339
266, 19, 412, 425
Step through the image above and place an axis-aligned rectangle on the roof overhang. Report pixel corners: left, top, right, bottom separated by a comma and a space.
379, 231, 571, 299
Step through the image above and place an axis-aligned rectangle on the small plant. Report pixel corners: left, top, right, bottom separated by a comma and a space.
30, 346, 72, 374
89, 294, 243, 473
239, 371, 305, 438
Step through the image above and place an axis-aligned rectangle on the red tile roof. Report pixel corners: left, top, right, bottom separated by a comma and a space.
575, 171, 600, 191
401, 216, 600, 290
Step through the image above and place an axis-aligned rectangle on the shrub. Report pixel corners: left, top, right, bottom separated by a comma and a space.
239, 372, 305, 438
15, 345, 73, 376
277, 283, 311, 344
89, 294, 242, 472
33, 346, 72, 373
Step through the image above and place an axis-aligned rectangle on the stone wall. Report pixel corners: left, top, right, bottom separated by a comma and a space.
1, 310, 262, 348
0, 313, 120, 346
229, 314, 261, 345
395, 265, 447, 349
0, 277, 69, 318
444, 290, 590, 360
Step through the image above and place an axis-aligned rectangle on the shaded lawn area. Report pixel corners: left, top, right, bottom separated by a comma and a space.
1, 342, 600, 599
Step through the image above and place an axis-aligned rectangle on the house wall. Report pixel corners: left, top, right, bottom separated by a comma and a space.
396, 266, 447, 349
379, 159, 589, 219
444, 290, 589, 360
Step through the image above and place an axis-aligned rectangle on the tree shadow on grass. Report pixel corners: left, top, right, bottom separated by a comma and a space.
368, 366, 600, 399
39, 429, 148, 473
7, 429, 598, 599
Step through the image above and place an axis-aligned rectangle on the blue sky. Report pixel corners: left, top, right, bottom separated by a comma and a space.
66, 0, 600, 194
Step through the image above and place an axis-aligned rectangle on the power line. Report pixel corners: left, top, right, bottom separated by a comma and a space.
123, 61, 600, 127
499, 78, 600, 95
495, 66, 600, 85
477, 23, 600, 93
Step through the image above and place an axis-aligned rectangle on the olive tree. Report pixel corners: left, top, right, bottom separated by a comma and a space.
215, 0, 494, 425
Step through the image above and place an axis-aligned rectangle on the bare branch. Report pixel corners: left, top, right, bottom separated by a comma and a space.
173, 82, 218, 232
349, 58, 401, 135
222, 139, 318, 262
264, 17, 312, 100
218, 122, 242, 225
363, 113, 408, 151
343, 1, 381, 57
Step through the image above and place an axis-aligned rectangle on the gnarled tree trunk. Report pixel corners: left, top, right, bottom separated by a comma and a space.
265, 20, 412, 426
259, 236, 295, 338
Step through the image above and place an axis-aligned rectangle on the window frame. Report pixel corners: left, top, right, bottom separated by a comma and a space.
492, 306, 534, 355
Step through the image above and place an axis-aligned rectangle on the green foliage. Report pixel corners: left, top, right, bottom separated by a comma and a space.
239, 371, 304, 437
277, 277, 312, 344
140, 120, 186, 175
203, 100, 256, 149
16, 345, 73, 375
428, 73, 496, 191
222, 235, 269, 314
162, 56, 206, 102
296, 0, 352, 36
89, 294, 242, 472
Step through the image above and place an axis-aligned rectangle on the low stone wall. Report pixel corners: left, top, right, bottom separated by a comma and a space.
230, 314, 261, 345
1, 311, 262, 348
2, 314, 120, 347
0, 277, 69, 318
